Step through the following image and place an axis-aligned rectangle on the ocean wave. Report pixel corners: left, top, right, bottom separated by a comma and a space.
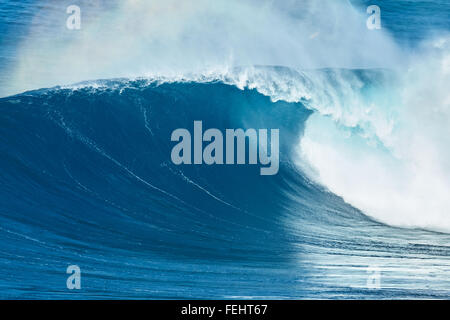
2, 0, 450, 299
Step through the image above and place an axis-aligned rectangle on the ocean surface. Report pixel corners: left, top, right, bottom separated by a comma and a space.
0, 0, 450, 299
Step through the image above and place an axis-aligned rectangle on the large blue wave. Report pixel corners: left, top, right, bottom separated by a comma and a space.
2, 73, 450, 299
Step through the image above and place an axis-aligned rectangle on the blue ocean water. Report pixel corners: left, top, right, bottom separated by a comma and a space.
0, 0, 450, 299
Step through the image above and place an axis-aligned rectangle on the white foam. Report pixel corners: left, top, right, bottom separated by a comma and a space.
297, 37, 450, 232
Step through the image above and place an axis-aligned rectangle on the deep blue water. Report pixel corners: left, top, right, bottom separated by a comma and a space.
1, 1, 450, 299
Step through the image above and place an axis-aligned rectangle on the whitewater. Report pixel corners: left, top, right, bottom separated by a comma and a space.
1, 0, 450, 299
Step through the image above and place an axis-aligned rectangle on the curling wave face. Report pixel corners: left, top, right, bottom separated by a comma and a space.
1, 71, 450, 298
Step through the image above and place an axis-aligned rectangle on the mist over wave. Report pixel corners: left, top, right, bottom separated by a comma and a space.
8, 0, 403, 96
